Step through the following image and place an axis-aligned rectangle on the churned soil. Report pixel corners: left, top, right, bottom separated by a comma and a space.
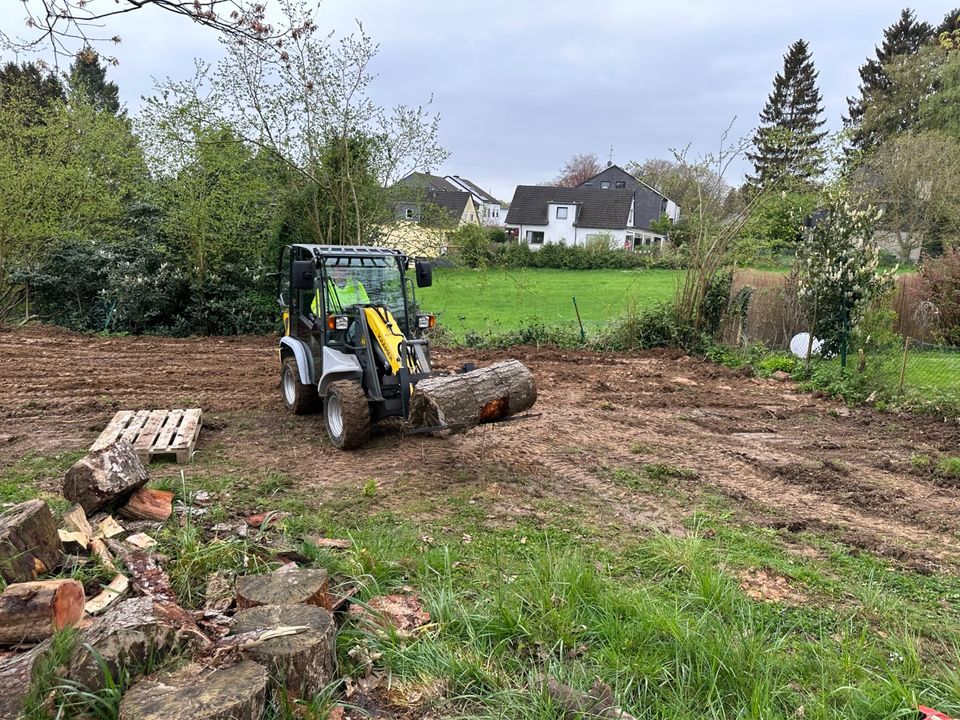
2, 323, 959, 570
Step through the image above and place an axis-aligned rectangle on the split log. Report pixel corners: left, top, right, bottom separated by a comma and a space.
0, 499, 62, 583
106, 538, 177, 604
0, 639, 51, 718
409, 359, 537, 432
119, 660, 269, 720
126, 532, 157, 550
94, 515, 125, 539
63, 440, 149, 514
84, 574, 129, 615
541, 676, 638, 720
62, 504, 94, 541
231, 604, 336, 699
236, 568, 330, 610
0, 579, 85, 645
70, 596, 204, 690
119, 486, 174, 522
90, 537, 119, 574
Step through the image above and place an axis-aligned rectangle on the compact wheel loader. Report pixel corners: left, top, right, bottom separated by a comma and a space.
275, 244, 536, 449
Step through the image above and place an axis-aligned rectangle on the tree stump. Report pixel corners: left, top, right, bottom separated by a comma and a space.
231, 604, 336, 699
409, 359, 537, 432
119, 487, 174, 521
119, 660, 269, 720
0, 640, 51, 718
63, 440, 149, 514
236, 569, 330, 610
69, 596, 203, 691
0, 499, 62, 583
0, 579, 85, 645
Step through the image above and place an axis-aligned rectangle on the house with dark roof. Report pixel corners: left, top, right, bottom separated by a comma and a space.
504, 166, 679, 250
383, 174, 481, 257
444, 175, 506, 226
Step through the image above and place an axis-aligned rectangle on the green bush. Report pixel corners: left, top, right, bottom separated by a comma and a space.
594, 302, 694, 352
494, 242, 684, 271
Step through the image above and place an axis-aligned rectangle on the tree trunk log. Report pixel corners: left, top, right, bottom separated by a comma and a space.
231, 604, 336, 699
119, 660, 269, 720
69, 596, 205, 691
409, 360, 537, 432
236, 569, 330, 610
0, 640, 51, 718
118, 487, 174, 522
0, 499, 62, 584
63, 440, 149, 514
0, 579, 85, 645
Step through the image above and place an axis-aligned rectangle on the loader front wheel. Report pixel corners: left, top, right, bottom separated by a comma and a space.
281, 357, 319, 415
324, 380, 370, 450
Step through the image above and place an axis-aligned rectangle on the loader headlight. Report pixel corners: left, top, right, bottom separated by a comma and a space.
417, 314, 436, 329
327, 314, 349, 331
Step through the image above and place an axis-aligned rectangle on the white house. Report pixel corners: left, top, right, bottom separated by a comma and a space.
444, 175, 506, 226
504, 165, 680, 250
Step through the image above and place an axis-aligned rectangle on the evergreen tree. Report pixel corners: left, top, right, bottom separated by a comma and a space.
747, 39, 827, 189
0, 62, 64, 110
936, 8, 960, 37
68, 47, 121, 115
845, 9, 933, 151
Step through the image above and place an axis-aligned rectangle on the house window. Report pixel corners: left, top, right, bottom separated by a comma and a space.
405, 208, 414, 219
600, 181, 611, 189
615, 181, 626, 189
526, 230, 544, 244
556, 206, 568, 219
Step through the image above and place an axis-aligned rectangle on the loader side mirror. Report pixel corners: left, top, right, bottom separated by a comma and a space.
291, 260, 315, 291
415, 259, 432, 288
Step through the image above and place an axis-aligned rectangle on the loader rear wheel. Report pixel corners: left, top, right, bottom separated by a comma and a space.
282, 357, 319, 415
324, 380, 370, 450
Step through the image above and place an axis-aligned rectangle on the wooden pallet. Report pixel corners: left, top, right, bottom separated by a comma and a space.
91, 409, 202, 463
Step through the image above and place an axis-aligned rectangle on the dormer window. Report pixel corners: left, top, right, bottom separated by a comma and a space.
556, 206, 568, 219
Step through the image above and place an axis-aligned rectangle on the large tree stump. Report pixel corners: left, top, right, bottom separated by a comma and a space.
118, 486, 174, 521
0, 579, 85, 645
231, 604, 335, 699
119, 660, 269, 720
409, 359, 537, 432
0, 639, 51, 718
69, 596, 203, 691
63, 440, 149, 514
0, 499, 62, 583
236, 569, 330, 610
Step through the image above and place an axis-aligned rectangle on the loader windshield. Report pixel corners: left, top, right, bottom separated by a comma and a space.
321, 255, 406, 323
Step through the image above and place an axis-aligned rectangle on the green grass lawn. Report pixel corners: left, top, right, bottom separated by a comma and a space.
417, 267, 680, 339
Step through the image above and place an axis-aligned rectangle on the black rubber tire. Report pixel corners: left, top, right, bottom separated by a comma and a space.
281, 356, 319, 415
324, 380, 371, 450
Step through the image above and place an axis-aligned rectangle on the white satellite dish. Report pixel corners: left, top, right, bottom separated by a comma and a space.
790, 332, 822, 359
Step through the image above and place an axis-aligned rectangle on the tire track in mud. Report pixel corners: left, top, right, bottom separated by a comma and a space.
2, 325, 960, 569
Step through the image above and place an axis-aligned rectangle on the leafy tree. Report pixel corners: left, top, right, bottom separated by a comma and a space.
747, 39, 827, 189
448, 224, 489, 268
853, 130, 960, 260
626, 157, 729, 216
846, 9, 934, 152
918, 248, 960, 344
740, 190, 818, 252
68, 46, 121, 115
553, 153, 603, 187
0, 89, 146, 320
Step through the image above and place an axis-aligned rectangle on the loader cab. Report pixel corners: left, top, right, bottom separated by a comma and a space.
276, 244, 434, 449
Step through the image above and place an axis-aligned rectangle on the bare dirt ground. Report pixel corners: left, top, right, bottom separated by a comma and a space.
2, 323, 960, 570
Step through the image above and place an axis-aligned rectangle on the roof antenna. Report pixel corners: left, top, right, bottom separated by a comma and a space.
607, 145, 613, 167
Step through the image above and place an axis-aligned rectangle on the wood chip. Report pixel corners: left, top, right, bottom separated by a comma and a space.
305, 536, 352, 550
84, 574, 129, 615
58, 529, 89, 550
125, 532, 157, 550
95, 515, 125, 539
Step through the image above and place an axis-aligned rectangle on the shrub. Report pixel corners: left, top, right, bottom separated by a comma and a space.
448, 224, 490, 269
494, 242, 683, 271
594, 302, 694, 351
918, 248, 960, 345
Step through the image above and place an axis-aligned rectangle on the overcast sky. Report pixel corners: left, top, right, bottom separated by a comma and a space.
2, 1, 953, 201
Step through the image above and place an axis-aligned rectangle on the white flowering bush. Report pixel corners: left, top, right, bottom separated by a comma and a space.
796, 190, 896, 355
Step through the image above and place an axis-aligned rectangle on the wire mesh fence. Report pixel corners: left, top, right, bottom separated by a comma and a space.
718, 270, 959, 416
